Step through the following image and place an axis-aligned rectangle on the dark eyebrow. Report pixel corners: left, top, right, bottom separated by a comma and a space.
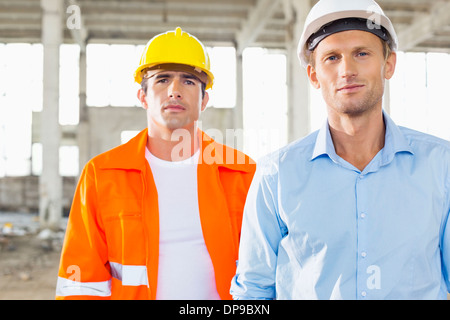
154, 73, 172, 79
180, 73, 201, 82
153, 72, 200, 82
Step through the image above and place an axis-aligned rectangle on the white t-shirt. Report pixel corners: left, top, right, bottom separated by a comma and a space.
145, 147, 221, 300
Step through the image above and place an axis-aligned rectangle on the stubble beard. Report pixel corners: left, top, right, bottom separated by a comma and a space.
325, 83, 384, 118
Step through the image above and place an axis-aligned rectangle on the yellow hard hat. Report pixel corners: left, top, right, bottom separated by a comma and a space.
134, 27, 214, 90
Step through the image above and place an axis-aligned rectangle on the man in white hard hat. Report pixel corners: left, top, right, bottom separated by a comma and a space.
231, 0, 450, 299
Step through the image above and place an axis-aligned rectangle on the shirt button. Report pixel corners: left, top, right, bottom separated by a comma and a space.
360, 213, 366, 219
361, 251, 367, 258
361, 291, 367, 297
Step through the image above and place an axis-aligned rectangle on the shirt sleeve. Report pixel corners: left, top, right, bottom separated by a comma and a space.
56, 162, 111, 300
442, 179, 450, 293
230, 157, 286, 300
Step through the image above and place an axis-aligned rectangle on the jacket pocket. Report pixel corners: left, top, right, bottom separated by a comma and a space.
102, 198, 146, 265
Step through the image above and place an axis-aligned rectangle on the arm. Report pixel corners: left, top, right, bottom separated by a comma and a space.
442, 187, 450, 293
230, 159, 286, 300
56, 162, 111, 300
441, 153, 450, 294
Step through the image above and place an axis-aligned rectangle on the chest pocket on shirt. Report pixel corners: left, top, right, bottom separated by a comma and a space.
102, 197, 146, 265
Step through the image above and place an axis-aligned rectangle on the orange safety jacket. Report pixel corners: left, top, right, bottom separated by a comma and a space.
56, 128, 255, 300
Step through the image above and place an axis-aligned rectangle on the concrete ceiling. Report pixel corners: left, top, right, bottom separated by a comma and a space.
0, 0, 449, 53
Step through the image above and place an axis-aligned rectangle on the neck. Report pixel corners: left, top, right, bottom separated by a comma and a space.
328, 108, 385, 171
147, 122, 199, 162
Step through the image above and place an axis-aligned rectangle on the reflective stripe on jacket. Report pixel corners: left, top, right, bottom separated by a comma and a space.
56, 128, 256, 300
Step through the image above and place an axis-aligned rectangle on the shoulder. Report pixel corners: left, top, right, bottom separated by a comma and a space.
88, 144, 122, 165
400, 127, 450, 190
85, 129, 148, 171
200, 132, 256, 174
257, 130, 319, 175
400, 126, 450, 156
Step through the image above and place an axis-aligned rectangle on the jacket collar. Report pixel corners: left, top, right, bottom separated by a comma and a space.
98, 128, 149, 170
99, 128, 254, 172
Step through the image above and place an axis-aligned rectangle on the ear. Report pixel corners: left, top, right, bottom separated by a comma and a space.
307, 64, 321, 89
200, 91, 209, 112
137, 88, 149, 110
384, 51, 397, 80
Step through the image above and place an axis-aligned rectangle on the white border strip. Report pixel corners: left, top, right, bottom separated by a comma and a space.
56, 277, 111, 297
110, 262, 149, 287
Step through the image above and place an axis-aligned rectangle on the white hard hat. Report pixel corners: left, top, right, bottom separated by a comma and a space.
297, 0, 398, 68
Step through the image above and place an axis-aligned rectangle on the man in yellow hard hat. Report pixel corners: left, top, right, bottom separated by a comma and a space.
56, 27, 255, 300
232, 0, 450, 300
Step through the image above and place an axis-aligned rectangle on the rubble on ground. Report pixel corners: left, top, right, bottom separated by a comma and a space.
0, 212, 66, 292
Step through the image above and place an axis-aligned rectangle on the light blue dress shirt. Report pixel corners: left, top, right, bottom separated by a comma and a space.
231, 112, 450, 300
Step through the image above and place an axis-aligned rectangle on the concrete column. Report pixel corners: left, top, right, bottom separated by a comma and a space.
233, 52, 244, 130
285, 0, 311, 142
39, 0, 63, 230
77, 48, 90, 172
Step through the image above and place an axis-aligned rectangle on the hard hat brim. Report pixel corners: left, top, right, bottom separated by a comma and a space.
135, 63, 214, 90
139, 63, 210, 88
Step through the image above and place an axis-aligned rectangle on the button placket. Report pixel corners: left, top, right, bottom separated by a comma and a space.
355, 173, 370, 299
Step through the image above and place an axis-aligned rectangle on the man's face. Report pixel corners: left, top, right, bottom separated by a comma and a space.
307, 30, 396, 117
138, 70, 209, 131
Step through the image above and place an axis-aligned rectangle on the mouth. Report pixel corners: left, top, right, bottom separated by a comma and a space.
163, 104, 186, 113
337, 84, 365, 93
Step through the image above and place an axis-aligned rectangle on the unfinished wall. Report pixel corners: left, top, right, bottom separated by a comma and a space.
0, 176, 76, 215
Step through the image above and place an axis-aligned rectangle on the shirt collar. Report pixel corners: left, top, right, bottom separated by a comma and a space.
311, 120, 338, 162
311, 110, 414, 163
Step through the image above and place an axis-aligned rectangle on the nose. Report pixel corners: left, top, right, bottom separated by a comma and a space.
168, 79, 182, 99
339, 55, 357, 79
